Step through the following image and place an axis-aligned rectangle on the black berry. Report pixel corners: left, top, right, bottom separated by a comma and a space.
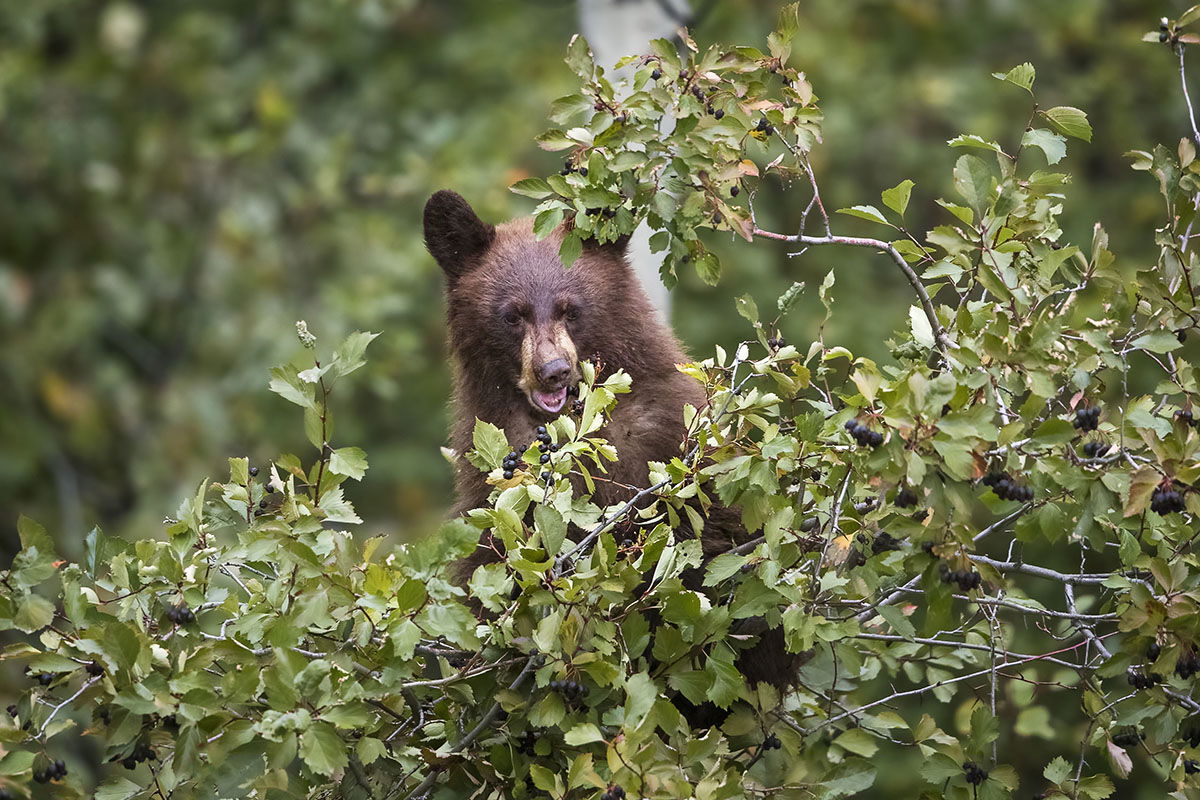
85, 660, 104, 677
1151, 485, 1186, 515
895, 486, 919, 508
650, 68, 662, 80
249, 466, 259, 477
763, 734, 781, 750
503, 470, 514, 480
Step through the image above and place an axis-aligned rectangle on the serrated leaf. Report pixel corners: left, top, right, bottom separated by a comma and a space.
510, 177, 553, 199
910, 306, 934, 348
332, 331, 380, 377
1022, 128, 1067, 165
299, 721, 348, 777
563, 722, 604, 745
328, 447, 368, 481
472, 419, 510, 468
948, 134, 1003, 153
1077, 773, 1114, 799
735, 294, 759, 324
1044, 755, 1072, 785
1041, 106, 1092, 142
993, 62, 1036, 92
533, 207, 565, 239
953, 154, 993, 211
1124, 466, 1160, 517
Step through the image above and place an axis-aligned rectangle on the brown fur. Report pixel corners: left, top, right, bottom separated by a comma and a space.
424, 190, 805, 699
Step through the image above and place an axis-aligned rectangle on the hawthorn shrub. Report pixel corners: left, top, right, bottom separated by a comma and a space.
7, 5, 1200, 799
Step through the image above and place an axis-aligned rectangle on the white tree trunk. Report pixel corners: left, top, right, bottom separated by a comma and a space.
578, 0, 690, 321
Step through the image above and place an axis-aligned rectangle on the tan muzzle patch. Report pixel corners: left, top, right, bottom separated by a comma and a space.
519, 321, 578, 394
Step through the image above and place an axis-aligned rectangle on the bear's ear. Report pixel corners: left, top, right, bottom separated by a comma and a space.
423, 190, 496, 282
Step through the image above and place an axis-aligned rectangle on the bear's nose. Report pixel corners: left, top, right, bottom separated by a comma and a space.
536, 358, 571, 388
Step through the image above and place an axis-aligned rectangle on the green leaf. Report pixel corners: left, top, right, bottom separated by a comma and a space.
993, 62, 1036, 92
623, 672, 657, 730
328, 447, 368, 480
559, 231, 583, 268
299, 721, 348, 777
94, 778, 143, 800
533, 207, 565, 240
694, 251, 721, 286
834, 728, 878, 757
1132, 331, 1184, 353
268, 365, 317, 410
953, 154, 993, 211
1041, 106, 1092, 142
877, 604, 915, 640
1044, 756, 1072, 785
837, 205, 890, 225
510, 177, 553, 199
563, 722, 604, 745
881, 179, 914, 216
565, 34, 594, 79
332, 331, 380, 377
1022, 128, 1067, 165
1077, 773, 1114, 799
909, 305, 934, 349
472, 419, 510, 468
947, 134, 1003, 153
735, 293, 759, 324
777, 281, 805, 314
13, 593, 55, 632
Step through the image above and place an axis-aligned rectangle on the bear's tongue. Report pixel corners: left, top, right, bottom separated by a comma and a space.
533, 386, 568, 414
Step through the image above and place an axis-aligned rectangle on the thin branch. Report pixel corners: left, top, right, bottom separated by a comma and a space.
400, 656, 538, 800
753, 227, 952, 359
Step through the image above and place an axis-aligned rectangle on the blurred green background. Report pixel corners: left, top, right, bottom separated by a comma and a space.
0, 0, 1185, 552
2, 1, 1198, 796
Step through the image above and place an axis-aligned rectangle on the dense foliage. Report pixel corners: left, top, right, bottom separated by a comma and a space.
10, 3, 1200, 799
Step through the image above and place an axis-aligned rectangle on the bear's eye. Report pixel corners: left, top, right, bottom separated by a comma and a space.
564, 307, 580, 322
502, 310, 522, 326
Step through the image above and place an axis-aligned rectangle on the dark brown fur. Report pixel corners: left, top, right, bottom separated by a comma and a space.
424, 190, 804, 696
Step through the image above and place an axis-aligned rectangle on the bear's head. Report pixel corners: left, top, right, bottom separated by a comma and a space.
424, 190, 641, 418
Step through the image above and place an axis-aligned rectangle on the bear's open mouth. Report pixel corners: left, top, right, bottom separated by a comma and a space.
531, 386, 568, 414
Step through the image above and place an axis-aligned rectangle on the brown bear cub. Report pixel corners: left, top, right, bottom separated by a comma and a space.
424, 190, 804, 696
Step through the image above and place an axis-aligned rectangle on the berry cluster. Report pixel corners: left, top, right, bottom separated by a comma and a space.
762, 734, 782, 751
559, 161, 588, 177
870, 531, 902, 555
601, 786, 626, 800
981, 471, 1034, 502
584, 206, 617, 219
844, 418, 884, 448
939, 563, 982, 590
1151, 484, 1186, 515
515, 730, 538, 756
766, 335, 786, 349
549, 679, 586, 705
962, 761, 988, 786
894, 486, 919, 508
84, 660, 104, 677
26, 668, 54, 686
754, 116, 775, 136
1073, 404, 1101, 432
165, 602, 195, 625
1177, 651, 1200, 679
1081, 440, 1110, 458
121, 743, 156, 770
1176, 408, 1197, 427
502, 449, 524, 480
536, 426, 559, 467
1126, 668, 1162, 690
33, 760, 67, 784
1186, 759, 1200, 775
1111, 727, 1142, 749
1182, 718, 1200, 748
